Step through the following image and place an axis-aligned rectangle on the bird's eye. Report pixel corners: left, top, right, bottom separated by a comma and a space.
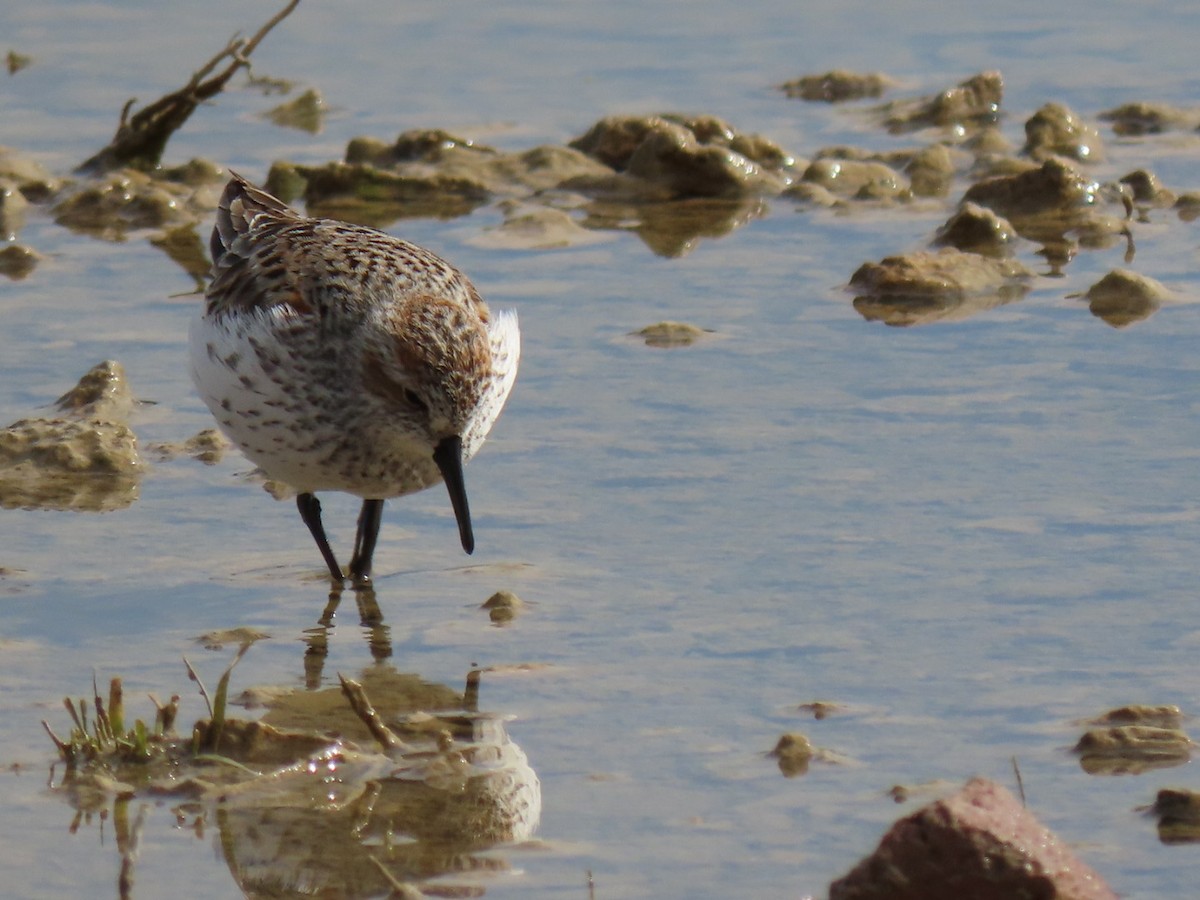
403, 388, 429, 413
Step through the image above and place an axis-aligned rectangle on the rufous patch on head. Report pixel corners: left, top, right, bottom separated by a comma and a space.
391, 295, 492, 381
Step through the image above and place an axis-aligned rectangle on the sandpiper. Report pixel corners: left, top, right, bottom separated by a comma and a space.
189, 174, 519, 583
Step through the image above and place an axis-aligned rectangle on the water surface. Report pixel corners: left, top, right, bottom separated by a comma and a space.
4, 1, 1200, 897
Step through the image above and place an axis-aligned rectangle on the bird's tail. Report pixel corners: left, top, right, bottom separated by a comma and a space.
211, 172, 300, 266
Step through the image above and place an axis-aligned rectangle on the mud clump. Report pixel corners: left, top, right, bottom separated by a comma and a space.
850, 248, 1033, 327
634, 321, 710, 348
1091, 705, 1183, 728
1099, 101, 1199, 136
0, 178, 28, 239
0, 244, 39, 279
1073, 723, 1192, 775
963, 157, 1098, 220
1150, 789, 1200, 844
1022, 102, 1105, 163
780, 70, 893, 103
1119, 169, 1175, 208
903, 143, 957, 197
933, 202, 1019, 256
569, 114, 795, 198
769, 732, 814, 777
0, 361, 142, 512
54, 358, 137, 420
481, 589, 525, 624
346, 129, 495, 166
52, 166, 226, 241
801, 158, 910, 201
269, 160, 493, 223
261, 87, 325, 134
959, 157, 1129, 254
147, 428, 229, 465
0, 145, 60, 201
882, 70, 1004, 133
1079, 268, 1172, 328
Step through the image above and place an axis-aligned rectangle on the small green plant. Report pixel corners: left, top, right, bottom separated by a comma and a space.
42, 675, 178, 768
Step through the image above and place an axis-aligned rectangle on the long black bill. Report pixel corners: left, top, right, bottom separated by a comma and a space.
433, 435, 474, 554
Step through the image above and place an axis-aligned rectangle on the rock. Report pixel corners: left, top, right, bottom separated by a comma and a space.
779, 70, 892, 102
1022, 102, 1105, 163
828, 777, 1117, 900
0, 419, 141, 512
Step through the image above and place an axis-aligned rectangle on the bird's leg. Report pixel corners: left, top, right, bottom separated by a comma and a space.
349, 498, 385, 584
296, 492, 345, 583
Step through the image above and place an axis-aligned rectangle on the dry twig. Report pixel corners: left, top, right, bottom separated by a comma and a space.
78, 0, 299, 174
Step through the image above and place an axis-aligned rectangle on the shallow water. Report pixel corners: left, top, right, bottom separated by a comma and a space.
5, 1, 1200, 897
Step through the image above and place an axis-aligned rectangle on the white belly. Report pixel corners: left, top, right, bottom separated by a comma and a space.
188, 309, 441, 498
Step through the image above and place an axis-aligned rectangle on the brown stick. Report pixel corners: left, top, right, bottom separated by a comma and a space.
78, 0, 300, 174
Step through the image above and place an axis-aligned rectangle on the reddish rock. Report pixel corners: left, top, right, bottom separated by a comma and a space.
828, 777, 1116, 900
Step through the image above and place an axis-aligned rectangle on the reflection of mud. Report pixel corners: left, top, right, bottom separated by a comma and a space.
582, 196, 766, 257
50, 645, 540, 899
853, 285, 1028, 327
216, 703, 540, 897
